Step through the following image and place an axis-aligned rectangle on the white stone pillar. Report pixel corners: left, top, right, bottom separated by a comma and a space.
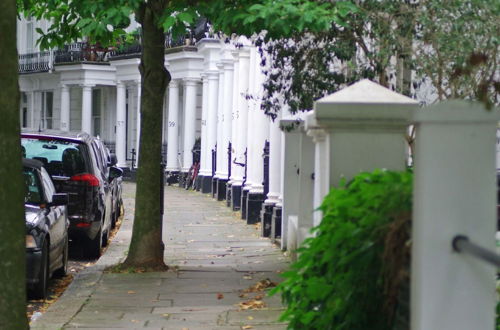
135, 81, 141, 167
411, 101, 499, 330
115, 82, 127, 167
213, 65, 225, 198
166, 80, 180, 172
232, 47, 250, 211
266, 111, 282, 204
246, 46, 270, 223
313, 79, 416, 186
214, 66, 224, 180
221, 59, 234, 180
60, 85, 70, 131
182, 78, 199, 172
229, 53, 240, 185
244, 46, 257, 191
305, 112, 330, 227
198, 74, 210, 178
81, 84, 94, 134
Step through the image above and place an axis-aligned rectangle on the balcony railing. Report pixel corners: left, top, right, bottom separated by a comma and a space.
19, 19, 214, 73
54, 42, 111, 64
108, 43, 142, 59
18, 51, 53, 74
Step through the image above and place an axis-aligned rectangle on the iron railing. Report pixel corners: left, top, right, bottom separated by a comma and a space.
227, 142, 232, 180
262, 140, 270, 197
54, 42, 110, 64
211, 146, 217, 177
452, 235, 500, 268
18, 51, 53, 74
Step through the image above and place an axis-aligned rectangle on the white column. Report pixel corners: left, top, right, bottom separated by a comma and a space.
182, 78, 199, 172
115, 82, 127, 167
135, 81, 141, 167
249, 47, 270, 193
198, 75, 210, 177
214, 66, 224, 178
305, 112, 330, 227
233, 48, 250, 185
81, 84, 94, 134
411, 101, 499, 330
221, 59, 234, 179
265, 111, 282, 204
29, 91, 35, 129
60, 84, 70, 131
229, 53, 240, 183
244, 46, 258, 191
166, 80, 180, 172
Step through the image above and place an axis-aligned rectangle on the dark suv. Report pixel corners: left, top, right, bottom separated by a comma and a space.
22, 130, 122, 258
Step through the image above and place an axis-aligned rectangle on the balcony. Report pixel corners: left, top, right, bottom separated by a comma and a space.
18, 51, 53, 74
54, 42, 111, 65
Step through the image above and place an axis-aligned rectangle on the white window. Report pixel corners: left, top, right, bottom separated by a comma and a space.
25, 15, 34, 53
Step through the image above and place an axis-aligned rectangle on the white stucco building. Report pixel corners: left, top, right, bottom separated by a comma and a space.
17, 17, 287, 235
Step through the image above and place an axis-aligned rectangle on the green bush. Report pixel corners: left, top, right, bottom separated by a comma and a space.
271, 169, 413, 330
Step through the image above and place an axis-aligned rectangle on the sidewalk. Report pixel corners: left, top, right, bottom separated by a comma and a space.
32, 182, 289, 329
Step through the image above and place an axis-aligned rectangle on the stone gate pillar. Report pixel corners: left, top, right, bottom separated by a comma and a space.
411, 100, 499, 330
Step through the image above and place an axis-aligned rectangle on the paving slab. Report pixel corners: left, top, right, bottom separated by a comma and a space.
31, 183, 289, 329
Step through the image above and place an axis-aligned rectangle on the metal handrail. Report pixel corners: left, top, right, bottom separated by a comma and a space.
452, 235, 500, 268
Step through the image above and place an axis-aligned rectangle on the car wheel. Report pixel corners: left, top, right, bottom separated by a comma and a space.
86, 227, 102, 259
31, 241, 49, 299
54, 236, 68, 278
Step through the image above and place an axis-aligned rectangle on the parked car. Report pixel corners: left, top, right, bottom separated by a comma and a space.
21, 130, 122, 259
96, 141, 123, 228
24, 158, 69, 299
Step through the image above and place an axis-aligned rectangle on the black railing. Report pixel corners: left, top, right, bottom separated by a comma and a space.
211, 146, 217, 177
233, 148, 247, 181
227, 142, 232, 179
127, 148, 136, 169
18, 51, 52, 74
109, 43, 142, 59
262, 140, 270, 197
54, 42, 110, 64
452, 235, 500, 268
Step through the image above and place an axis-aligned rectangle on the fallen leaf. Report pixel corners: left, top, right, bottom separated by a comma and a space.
242, 326, 253, 329
243, 275, 253, 280
247, 316, 254, 320
127, 290, 136, 294
238, 299, 266, 310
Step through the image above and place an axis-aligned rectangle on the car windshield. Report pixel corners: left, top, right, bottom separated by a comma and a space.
23, 167, 43, 205
22, 138, 87, 177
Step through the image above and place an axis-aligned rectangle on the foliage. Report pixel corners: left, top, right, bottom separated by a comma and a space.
271, 170, 413, 330
252, 0, 498, 116
204, 0, 358, 40
412, 0, 499, 108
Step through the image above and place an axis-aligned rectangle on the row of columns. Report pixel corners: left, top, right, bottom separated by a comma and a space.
163, 38, 284, 227
59, 81, 141, 168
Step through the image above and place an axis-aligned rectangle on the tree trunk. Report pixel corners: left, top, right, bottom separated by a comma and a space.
122, 1, 169, 269
0, 1, 29, 328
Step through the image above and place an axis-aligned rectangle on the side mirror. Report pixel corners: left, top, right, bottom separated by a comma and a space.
50, 193, 68, 206
109, 166, 123, 181
108, 154, 118, 167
